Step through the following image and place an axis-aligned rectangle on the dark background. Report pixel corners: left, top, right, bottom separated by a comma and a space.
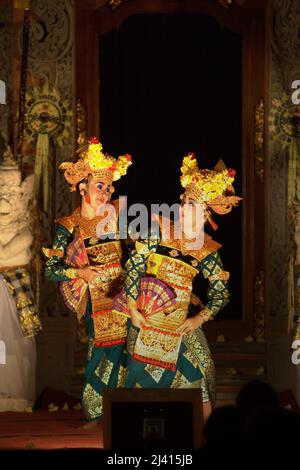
99, 13, 242, 320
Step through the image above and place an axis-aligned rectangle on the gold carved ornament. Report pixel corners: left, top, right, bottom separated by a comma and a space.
107, 0, 125, 11
254, 270, 265, 341
76, 98, 88, 148
254, 97, 265, 183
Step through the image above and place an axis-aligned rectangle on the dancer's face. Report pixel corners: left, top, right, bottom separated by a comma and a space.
82, 177, 111, 210
90, 178, 111, 208
179, 192, 204, 238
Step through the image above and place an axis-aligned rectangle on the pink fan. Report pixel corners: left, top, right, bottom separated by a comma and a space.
60, 278, 89, 318
112, 276, 176, 318
63, 235, 89, 268
60, 234, 89, 318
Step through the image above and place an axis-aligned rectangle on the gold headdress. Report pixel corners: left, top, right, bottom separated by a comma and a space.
180, 153, 241, 229
59, 137, 132, 192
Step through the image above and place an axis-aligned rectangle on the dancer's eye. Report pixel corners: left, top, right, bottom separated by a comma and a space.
184, 198, 195, 207
96, 182, 105, 191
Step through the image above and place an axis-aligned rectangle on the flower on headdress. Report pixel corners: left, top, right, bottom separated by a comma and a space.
113, 154, 133, 181
89, 136, 99, 144
227, 168, 236, 178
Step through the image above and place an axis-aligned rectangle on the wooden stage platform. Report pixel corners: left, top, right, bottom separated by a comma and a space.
0, 410, 103, 451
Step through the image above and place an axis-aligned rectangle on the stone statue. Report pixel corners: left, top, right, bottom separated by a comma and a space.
0, 147, 34, 267
0, 146, 41, 411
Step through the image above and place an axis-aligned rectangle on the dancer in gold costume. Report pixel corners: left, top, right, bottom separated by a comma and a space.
43, 137, 132, 423
124, 153, 240, 420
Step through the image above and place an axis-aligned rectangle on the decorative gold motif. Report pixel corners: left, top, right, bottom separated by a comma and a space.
76, 209, 108, 239
254, 270, 265, 341
208, 194, 241, 215
293, 317, 300, 341
217, 0, 233, 10
133, 326, 182, 371
107, 0, 125, 11
171, 370, 193, 388
208, 270, 230, 282
95, 355, 114, 386
117, 365, 127, 387
87, 242, 122, 265
82, 383, 103, 421
254, 97, 265, 183
269, 94, 300, 146
59, 138, 132, 192
226, 368, 239, 376
156, 256, 195, 290
87, 338, 93, 361
42, 247, 64, 259
19, 307, 42, 338
145, 364, 165, 383
217, 334, 226, 342
183, 349, 199, 369
180, 155, 240, 230
92, 309, 127, 347
89, 237, 99, 246
244, 335, 254, 342
256, 366, 264, 376
183, 328, 216, 406
16, 291, 32, 309
1, 268, 42, 337
201, 381, 211, 402
169, 249, 179, 258
159, 222, 222, 262
181, 153, 236, 204
76, 98, 88, 148
127, 326, 139, 356
24, 83, 72, 211
56, 206, 119, 240
64, 268, 78, 279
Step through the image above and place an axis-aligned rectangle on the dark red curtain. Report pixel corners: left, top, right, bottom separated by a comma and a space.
99, 12, 242, 320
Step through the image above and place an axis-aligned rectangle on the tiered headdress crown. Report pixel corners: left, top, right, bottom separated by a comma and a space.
59, 137, 132, 192
180, 153, 241, 229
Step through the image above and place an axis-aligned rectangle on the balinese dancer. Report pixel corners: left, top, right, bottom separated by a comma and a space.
123, 153, 241, 420
43, 137, 132, 425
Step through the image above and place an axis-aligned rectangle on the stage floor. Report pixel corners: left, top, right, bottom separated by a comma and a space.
0, 410, 103, 450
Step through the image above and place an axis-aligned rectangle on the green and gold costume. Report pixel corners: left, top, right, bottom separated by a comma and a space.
44, 206, 127, 421
124, 221, 230, 406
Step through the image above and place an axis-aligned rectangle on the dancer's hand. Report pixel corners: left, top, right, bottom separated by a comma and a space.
128, 300, 148, 329
177, 316, 205, 335
78, 267, 100, 283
